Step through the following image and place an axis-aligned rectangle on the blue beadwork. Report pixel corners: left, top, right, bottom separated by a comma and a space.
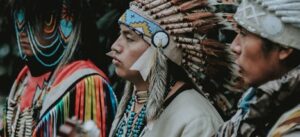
118, 9, 164, 38
115, 96, 146, 137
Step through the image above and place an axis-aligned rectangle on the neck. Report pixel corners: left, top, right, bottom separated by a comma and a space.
132, 80, 149, 91
165, 81, 185, 99
26, 56, 55, 77
271, 64, 293, 82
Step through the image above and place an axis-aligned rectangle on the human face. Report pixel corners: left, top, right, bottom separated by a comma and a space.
230, 26, 282, 87
15, 9, 60, 57
18, 31, 33, 56
14, 5, 73, 67
110, 24, 149, 81
17, 23, 59, 57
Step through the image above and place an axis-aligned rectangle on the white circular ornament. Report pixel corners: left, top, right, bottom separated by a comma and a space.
262, 15, 283, 36
152, 31, 169, 48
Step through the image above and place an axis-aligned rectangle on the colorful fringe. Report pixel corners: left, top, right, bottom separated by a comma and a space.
32, 75, 117, 137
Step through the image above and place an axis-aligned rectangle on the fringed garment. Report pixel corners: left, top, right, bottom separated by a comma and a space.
215, 65, 300, 137
268, 104, 300, 137
2, 60, 117, 137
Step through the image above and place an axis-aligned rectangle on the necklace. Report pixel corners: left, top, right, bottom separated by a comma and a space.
6, 72, 51, 137
135, 90, 148, 104
115, 96, 146, 137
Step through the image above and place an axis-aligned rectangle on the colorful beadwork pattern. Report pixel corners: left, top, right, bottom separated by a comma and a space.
119, 9, 163, 38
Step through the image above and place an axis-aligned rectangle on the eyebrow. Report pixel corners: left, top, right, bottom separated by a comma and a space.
121, 29, 136, 36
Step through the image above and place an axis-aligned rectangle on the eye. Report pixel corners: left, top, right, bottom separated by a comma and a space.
126, 37, 134, 42
240, 29, 248, 36
124, 34, 135, 42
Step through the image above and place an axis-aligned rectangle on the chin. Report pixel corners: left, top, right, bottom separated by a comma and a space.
244, 78, 261, 88
23, 50, 33, 56
115, 68, 126, 78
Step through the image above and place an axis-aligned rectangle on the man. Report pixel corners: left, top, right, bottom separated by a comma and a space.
216, 0, 300, 136
2, 0, 117, 136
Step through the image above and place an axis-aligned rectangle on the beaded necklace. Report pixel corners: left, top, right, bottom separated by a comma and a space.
6, 71, 53, 137
135, 90, 148, 104
115, 96, 146, 137
115, 79, 176, 137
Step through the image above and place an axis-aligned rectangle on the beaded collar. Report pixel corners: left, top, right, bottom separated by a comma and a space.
135, 90, 149, 104
115, 96, 146, 137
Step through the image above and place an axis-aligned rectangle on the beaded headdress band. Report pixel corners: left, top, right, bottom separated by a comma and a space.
234, 0, 300, 50
116, 0, 239, 121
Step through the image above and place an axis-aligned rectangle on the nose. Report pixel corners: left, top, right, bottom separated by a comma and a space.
111, 36, 123, 54
19, 31, 27, 37
230, 34, 241, 56
19, 31, 30, 43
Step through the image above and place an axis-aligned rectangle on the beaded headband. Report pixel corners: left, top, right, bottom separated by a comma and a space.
120, 0, 237, 88
117, 0, 240, 119
119, 9, 164, 38
234, 0, 300, 50
119, 9, 171, 48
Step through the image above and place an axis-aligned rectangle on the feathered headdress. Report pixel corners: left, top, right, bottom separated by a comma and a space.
234, 0, 300, 50
114, 0, 240, 122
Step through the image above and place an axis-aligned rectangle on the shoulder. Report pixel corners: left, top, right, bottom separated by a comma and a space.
53, 60, 109, 87
268, 104, 300, 137
77, 73, 109, 84
165, 88, 223, 123
39, 60, 114, 118
181, 117, 221, 137
144, 89, 223, 137
171, 89, 221, 116
8, 66, 29, 100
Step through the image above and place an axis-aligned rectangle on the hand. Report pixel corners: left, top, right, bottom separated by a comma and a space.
58, 117, 100, 137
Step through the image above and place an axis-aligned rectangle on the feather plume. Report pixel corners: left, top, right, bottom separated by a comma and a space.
146, 47, 168, 121
179, 0, 208, 12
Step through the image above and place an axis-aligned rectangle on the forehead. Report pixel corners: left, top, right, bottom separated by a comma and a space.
119, 24, 139, 35
120, 24, 132, 31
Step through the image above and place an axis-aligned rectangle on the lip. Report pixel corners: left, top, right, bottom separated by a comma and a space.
20, 41, 30, 48
20, 41, 31, 49
106, 51, 122, 65
112, 59, 121, 65
112, 56, 121, 65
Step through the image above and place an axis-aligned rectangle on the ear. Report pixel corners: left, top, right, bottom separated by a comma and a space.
279, 48, 293, 60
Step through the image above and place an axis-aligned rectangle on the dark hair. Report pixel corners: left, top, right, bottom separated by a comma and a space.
9, 0, 110, 70
284, 49, 300, 69
261, 38, 279, 54
166, 59, 195, 90
261, 38, 300, 69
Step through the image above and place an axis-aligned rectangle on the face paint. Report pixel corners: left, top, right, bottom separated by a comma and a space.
14, 9, 27, 59
14, 0, 74, 68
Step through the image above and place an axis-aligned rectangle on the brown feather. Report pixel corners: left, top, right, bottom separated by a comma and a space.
185, 12, 214, 21
201, 39, 227, 49
179, 0, 208, 12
